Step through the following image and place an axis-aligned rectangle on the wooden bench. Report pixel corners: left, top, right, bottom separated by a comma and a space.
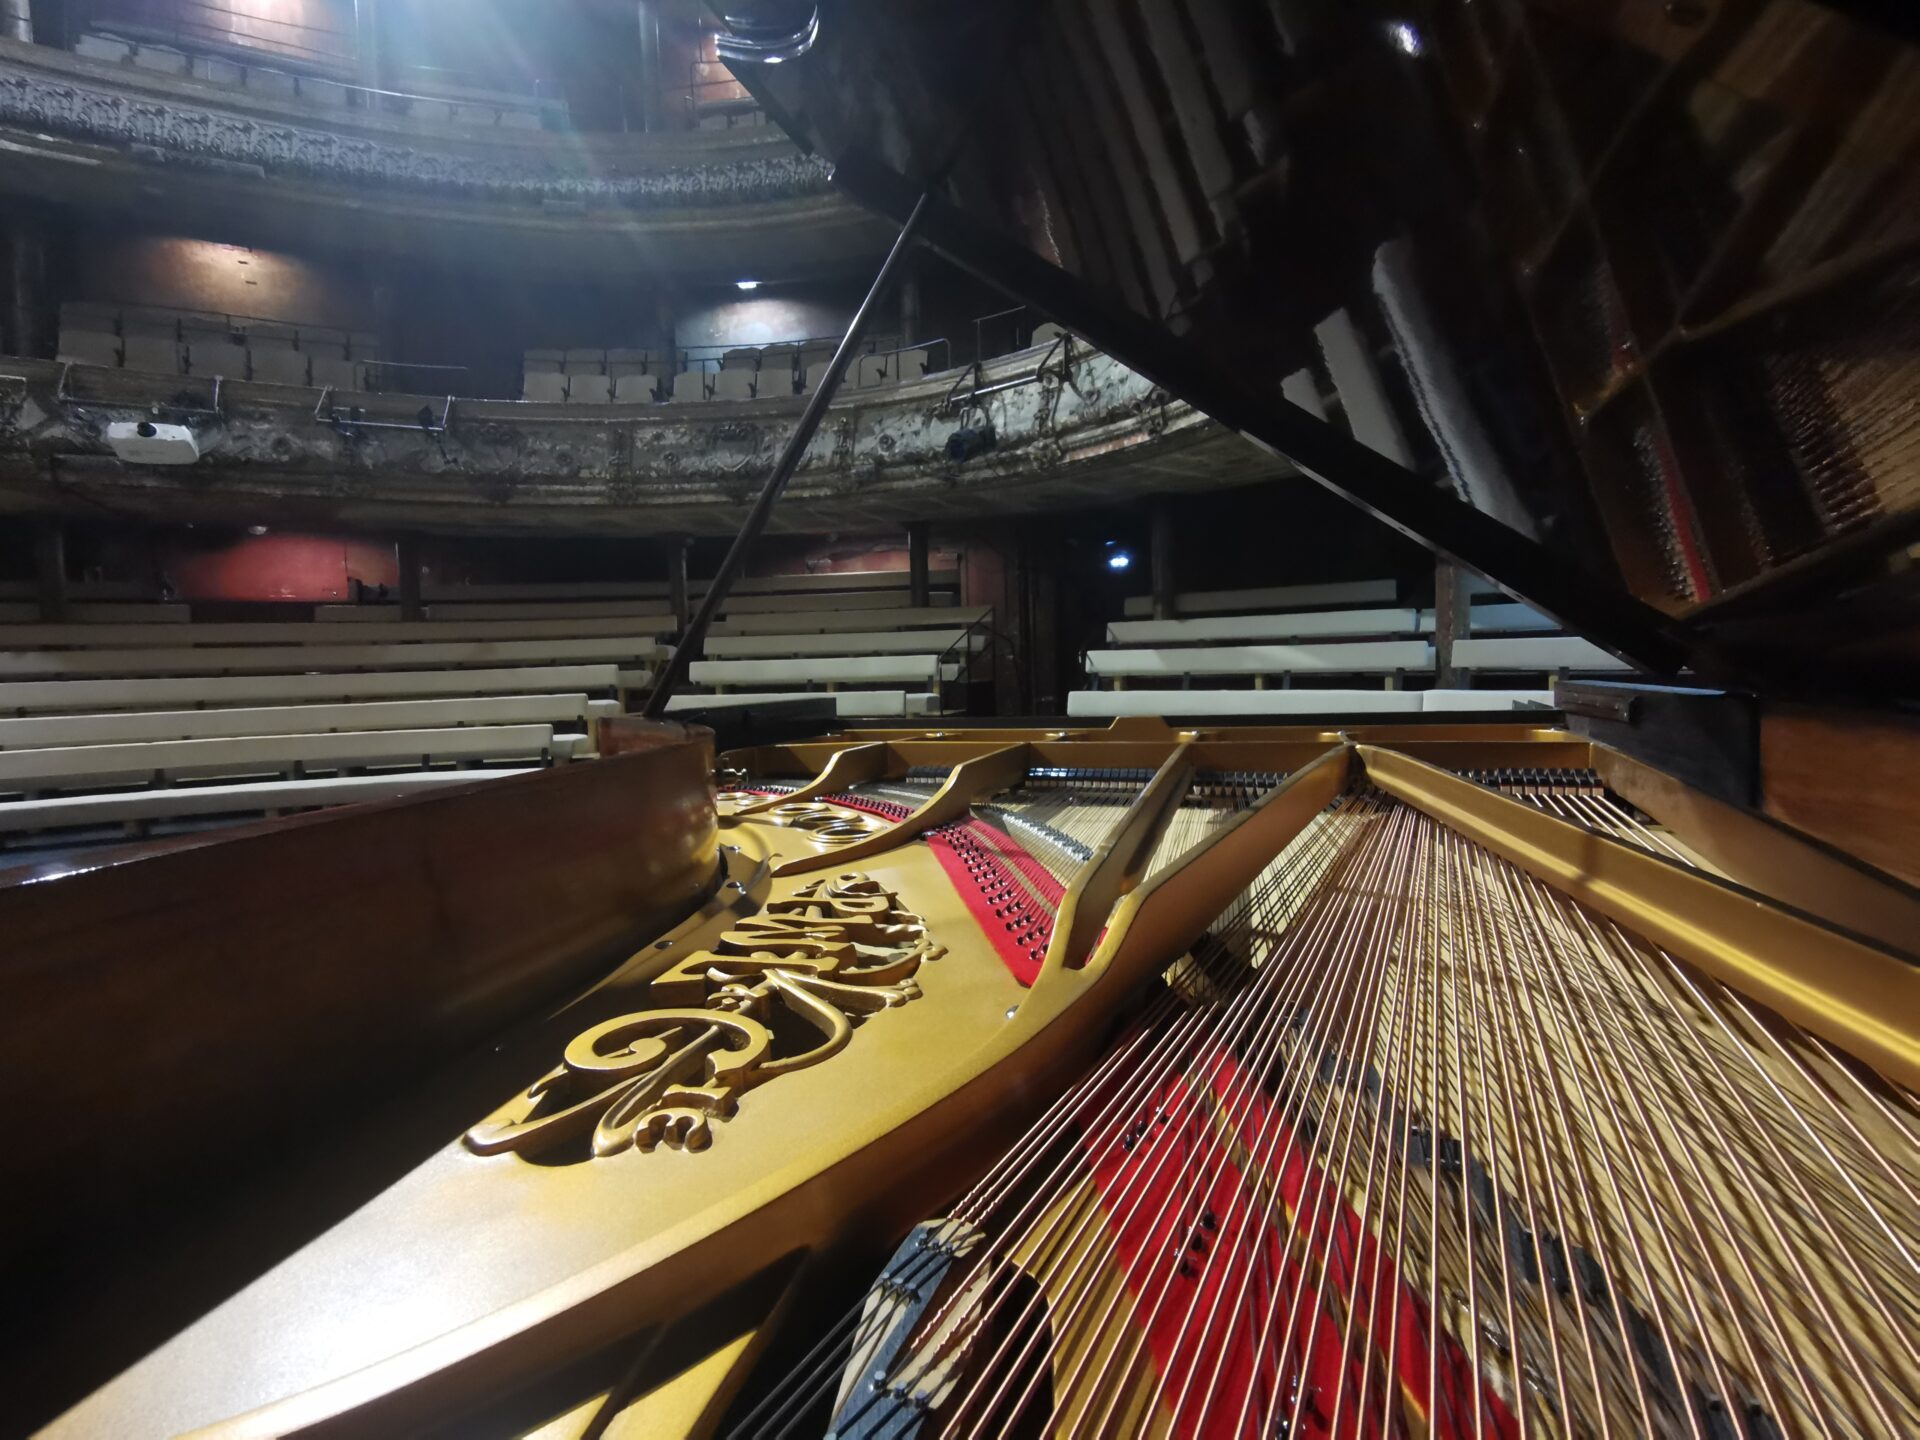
1066, 688, 1557, 718
0, 725, 573, 792
1121, 580, 1396, 619
707, 605, 989, 635
0, 602, 191, 624
0, 580, 166, 602
704, 629, 982, 659
1451, 637, 1631, 674
720, 569, 958, 595
0, 695, 619, 750
1107, 608, 1421, 646
0, 665, 645, 714
415, 569, 959, 602
319, 601, 678, 623
664, 690, 940, 718
0, 618, 672, 649
0, 768, 530, 835
719, 590, 956, 614
0, 637, 667, 679
1420, 689, 1556, 711
1085, 641, 1433, 683
420, 580, 668, 601
687, 654, 957, 689
1454, 602, 1555, 633
1069, 689, 1426, 718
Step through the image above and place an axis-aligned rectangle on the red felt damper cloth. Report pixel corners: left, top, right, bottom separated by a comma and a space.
1079, 1049, 1520, 1439
928, 817, 1066, 986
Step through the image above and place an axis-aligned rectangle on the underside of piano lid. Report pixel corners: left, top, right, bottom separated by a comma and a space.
34, 717, 1920, 1439
726, 0, 1920, 703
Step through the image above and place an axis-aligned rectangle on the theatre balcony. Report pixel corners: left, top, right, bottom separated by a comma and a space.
0, 327, 1284, 533
0, 32, 889, 279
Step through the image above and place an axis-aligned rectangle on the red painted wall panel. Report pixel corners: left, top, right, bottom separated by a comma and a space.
162, 533, 397, 603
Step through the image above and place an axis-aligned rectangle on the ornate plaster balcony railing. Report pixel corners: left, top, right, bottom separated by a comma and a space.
0, 343, 1284, 535
0, 38, 888, 277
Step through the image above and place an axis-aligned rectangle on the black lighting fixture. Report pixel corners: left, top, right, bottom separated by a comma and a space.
714, 3, 821, 65
944, 421, 996, 463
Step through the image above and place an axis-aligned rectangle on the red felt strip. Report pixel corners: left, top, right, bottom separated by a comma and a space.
928, 817, 1063, 986
1081, 1050, 1521, 1439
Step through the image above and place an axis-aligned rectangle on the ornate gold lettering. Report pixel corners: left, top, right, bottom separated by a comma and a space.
465, 874, 943, 1162
761, 801, 892, 847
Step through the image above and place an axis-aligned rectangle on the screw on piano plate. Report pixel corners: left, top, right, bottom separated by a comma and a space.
1005, 1005, 1019, 1020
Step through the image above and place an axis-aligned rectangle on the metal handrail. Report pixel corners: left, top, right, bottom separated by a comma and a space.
89, 0, 353, 74
972, 304, 1031, 364
72, 298, 369, 350
934, 607, 994, 680
81, 24, 568, 124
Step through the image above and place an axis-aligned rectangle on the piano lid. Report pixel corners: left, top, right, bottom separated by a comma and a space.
717, 0, 1920, 702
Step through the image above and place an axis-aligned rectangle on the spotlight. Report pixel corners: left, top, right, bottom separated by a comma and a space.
1388, 21, 1423, 55
1106, 550, 1133, 572
247, 524, 269, 536
944, 423, 997, 463
735, 279, 761, 291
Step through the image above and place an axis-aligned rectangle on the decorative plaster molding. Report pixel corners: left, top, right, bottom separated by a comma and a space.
0, 57, 832, 206
0, 346, 1279, 531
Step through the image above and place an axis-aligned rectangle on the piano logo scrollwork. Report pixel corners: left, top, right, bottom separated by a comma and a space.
464, 873, 944, 1162
761, 800, 891, 846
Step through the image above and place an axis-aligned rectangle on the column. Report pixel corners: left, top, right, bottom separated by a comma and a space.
2, 0, 30, 44
3, 213, 50, 360
34, 518, 67, 623
667, 534, 691, 629
1149, 499, 1176, 621
636, 2, 664, 133
396, 532, 423, 621
354, 0, 384, 91
1434, 559, 1465, 688
907, 522, 930, 607
898, 259, 922, 346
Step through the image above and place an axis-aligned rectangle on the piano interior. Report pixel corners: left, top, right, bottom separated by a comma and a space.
5, 2, 1919, 1438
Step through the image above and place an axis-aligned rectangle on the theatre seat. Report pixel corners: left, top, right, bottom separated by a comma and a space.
711, 368, 757, 400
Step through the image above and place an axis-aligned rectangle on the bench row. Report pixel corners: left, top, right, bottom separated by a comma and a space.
0, 768, 531, 838
1103, 603, 1550, 646
0, 694, 620, 749
663, 691, 941, 718
1086, 637, 1627, 679
686, 655, 961, 688
0, 665, 649, 715
0, 637, 667, 679
1068, 689, 1557, 718
0, 724, 585, 794
0, 609, 987, 651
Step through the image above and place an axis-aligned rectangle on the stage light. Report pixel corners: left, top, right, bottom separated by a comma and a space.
735, 279, 761, 290
1107, 550, 1133, 572
1388, 21, 1423, 55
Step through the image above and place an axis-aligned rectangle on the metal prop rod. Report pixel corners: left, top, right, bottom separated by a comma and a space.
643, 190, 932, 718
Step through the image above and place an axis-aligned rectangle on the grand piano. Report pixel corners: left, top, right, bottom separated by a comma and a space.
9, 2, 1918, 1437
